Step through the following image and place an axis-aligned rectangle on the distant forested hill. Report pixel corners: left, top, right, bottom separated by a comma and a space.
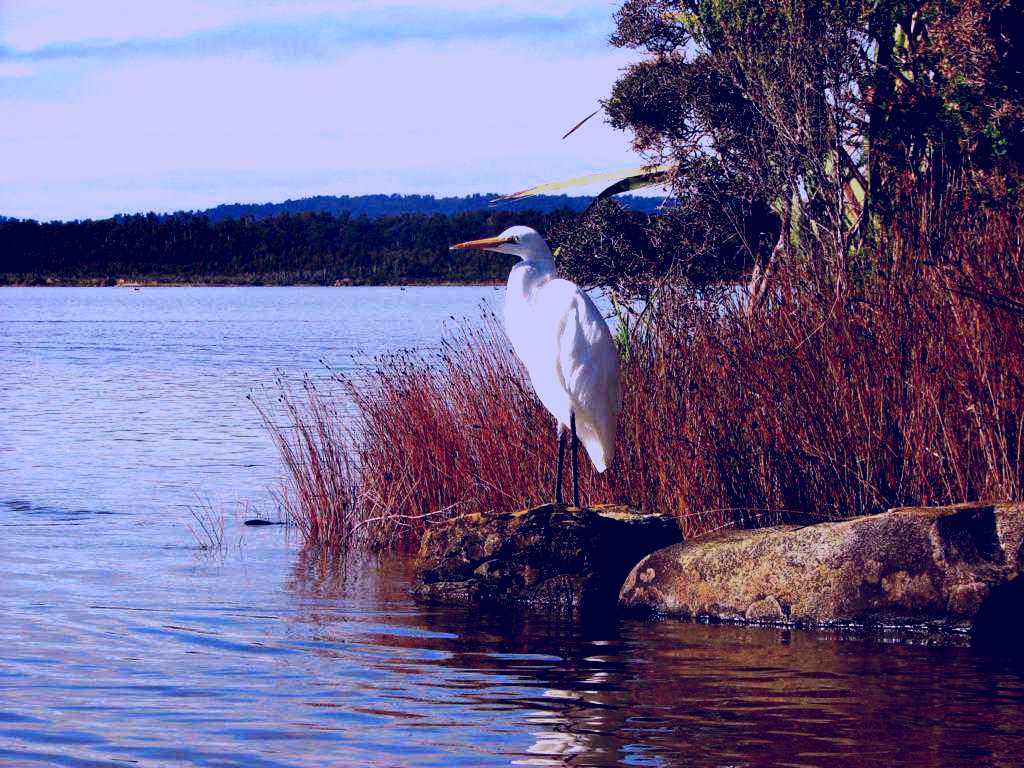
189, 193, 664, 222
0, 207, 582, 286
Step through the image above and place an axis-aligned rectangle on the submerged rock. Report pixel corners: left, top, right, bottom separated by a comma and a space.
620, 502, 1024, 633
413, 504, 681, 611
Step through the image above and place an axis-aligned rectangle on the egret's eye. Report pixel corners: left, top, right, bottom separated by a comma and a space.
509, 236, 520, 243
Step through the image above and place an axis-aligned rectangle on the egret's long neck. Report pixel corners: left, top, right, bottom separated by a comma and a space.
507, 257, 555, 303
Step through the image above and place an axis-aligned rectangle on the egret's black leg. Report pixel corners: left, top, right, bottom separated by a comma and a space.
570, 411, 580, 508
554, 426, 567, 506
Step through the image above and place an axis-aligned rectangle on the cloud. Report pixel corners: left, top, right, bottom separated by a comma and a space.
0, 1, 615, 53
0, 10, 606, 63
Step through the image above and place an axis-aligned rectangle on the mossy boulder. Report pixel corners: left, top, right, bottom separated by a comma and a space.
413, 504, 681, 611
620, 502, 1024, 633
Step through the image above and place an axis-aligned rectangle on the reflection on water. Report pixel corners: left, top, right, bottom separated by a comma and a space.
6, 510, 1023, 768
2, 288, 1023, 766
7, 506, 1022, 768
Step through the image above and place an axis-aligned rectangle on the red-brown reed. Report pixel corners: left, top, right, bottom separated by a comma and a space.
264, 195, 1024, 551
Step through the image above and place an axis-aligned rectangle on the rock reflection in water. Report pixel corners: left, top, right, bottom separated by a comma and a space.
283, 552, 1024, 768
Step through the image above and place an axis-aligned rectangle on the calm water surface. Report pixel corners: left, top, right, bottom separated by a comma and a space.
2, 287, 1023, 767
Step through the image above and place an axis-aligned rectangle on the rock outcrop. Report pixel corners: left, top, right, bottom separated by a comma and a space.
620, 502, 1024, 632
414, 504, 681, 611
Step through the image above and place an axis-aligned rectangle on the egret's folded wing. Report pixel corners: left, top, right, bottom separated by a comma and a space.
555, 287, 622, 470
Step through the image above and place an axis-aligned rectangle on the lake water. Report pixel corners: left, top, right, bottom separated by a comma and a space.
2, 287, 1023, 767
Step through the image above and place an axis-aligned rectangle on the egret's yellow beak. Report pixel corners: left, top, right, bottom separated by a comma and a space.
449, 235, 515, 251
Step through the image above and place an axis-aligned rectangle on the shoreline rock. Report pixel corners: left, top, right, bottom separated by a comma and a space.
619, 502, 1024, 634
413, 504, 681, 612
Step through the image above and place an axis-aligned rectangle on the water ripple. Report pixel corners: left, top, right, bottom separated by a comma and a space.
2, 288, 1023, 766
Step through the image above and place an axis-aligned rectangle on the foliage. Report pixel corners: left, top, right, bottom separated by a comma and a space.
557, 0, 1024, 300
269, 191, 1024, 549
552, 194, 775, 299
190, 192, 666, 222
0, 208, 574, 286
261, 1, 1024, 553
626, 197, 1024, 530
261, 311, 555, 552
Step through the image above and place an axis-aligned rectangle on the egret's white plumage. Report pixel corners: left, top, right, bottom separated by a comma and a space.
451, 226, 621, 478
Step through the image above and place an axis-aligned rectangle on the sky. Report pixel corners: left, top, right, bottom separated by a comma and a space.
0, 1, 645, 221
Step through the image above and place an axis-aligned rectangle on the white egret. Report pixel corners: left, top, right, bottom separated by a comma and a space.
451, 226, 621, 507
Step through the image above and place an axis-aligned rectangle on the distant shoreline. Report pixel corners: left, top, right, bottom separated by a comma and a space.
0, 206, 567, 288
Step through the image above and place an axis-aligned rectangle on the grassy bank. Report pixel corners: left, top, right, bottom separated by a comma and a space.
264, 191, 1024, 552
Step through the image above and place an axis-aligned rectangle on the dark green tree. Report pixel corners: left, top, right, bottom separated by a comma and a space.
563, 0, 1024, 306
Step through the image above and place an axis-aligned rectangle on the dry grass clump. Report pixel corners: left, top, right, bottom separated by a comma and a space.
264, 198, 1024, 551
259, 315, 562, 553
186, 496, 227, 553
620, 204, 1024, 535
256, 377, 364, 551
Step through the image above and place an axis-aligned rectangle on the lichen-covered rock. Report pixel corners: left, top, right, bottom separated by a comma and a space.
619, 502, 1024, 632
414, 504, 681, 611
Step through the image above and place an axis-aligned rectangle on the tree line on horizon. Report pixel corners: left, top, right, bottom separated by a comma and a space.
187, 192, 665, 222
0, 208, 578, 286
